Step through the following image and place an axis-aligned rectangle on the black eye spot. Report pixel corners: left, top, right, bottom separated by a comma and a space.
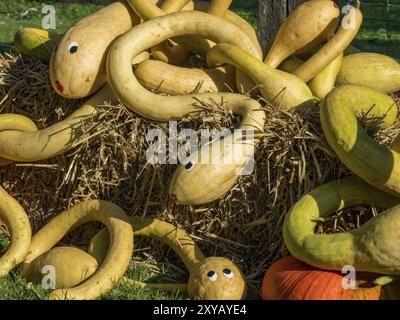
185, 162, 195, 171
68, 42, 79, 54
207, 271, 218, 281
223, 268, 234, 278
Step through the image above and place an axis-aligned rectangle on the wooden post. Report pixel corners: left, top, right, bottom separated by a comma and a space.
258, 0, 308, 55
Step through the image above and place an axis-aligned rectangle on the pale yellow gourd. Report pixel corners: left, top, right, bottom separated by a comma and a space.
278, 57, 303, 73
90, 217, 247, 299
192, 1, 261, 57
22, 247, 98, 289
50, 1, 142, 99
278, 53, 343, 99
128, 0, 213, 58
107, 11, 265, 205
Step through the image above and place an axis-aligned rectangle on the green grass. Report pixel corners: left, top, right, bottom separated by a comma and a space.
0, 0, 398, 301
0, 234, 187, 300
0, 0, 257, 51
0, 234, 10, 255
103, 265, 188, 300
0, 2, 250, 301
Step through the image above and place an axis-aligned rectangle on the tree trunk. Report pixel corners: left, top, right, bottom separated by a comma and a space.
258, 0, 308, 55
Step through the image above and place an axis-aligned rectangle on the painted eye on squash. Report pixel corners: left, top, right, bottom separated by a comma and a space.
68, 42, 79, 54
223, 268, 234, 279
185, 161, 195, 171
207, 271, 218, 282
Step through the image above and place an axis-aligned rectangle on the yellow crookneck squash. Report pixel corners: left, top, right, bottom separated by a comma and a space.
264, 0, 340, 68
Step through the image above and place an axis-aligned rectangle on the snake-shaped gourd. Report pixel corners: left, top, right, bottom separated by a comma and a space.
47, 0, 185, 99
0, 85, 116, 164
136, 0, 235, 66
23, 216, 247, 300
335, 53, 400, 95
0, 187, 31, 277
278, 53, 344, 100
320, 85, 400, 197
128, 0, 193, 66
283, 176, 400, 275
134, 60, 237, 95
15, 26, 230, 96
207, 43, 315, 110
264, 0, 340, 68
20, 200, 133, 300
106, 11, 266, 205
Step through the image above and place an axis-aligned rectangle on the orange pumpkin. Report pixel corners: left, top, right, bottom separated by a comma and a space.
261, 256, 390, 300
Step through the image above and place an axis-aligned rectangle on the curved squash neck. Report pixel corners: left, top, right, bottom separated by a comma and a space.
320, 85, 400, 197
131, 217, 205, 273
207, 43, 274, 84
